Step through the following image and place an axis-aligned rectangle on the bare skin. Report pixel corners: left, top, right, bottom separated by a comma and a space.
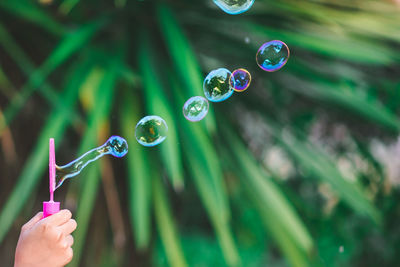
14, 210, 77, 267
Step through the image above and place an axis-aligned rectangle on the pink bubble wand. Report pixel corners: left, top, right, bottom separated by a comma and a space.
42, 138, 60, 218
41, 136, 128, 218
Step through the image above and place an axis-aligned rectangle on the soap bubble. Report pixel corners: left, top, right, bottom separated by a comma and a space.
256, 40, 290, 72
55, 135, 128, 189
213, 0, 255, 14
107, 136, 128, 158
183, 96, 209, 122
230, 68, 251, 92
135, 115, 168, 147
203, 68, 235, 102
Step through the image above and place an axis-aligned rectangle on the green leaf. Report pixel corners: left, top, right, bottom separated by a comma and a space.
265, 119, 381, 223
222, 128, 314, 267
0, 0, 64, 35
153, 177, 188, 267
266, 0, 400, 43
120, 90, 152, 249
118, 64, 141, 89
183, 151, 240, 267
170, 77, 240, 266
59, 0, 80, 14
138, 32, 184, 190
0, 62, 15, 100
277, 74, 400, 132
0, 22, 84, 128
244, 21, 396, 64
67, 165, 101, 267
0, 19, 106, 134
156, 4, 217, 134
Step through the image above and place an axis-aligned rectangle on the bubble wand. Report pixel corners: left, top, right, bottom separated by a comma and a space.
43, 138, 60, 218
42, 136, 128, 218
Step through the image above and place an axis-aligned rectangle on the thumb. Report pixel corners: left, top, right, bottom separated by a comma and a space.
22, 212, 43, 230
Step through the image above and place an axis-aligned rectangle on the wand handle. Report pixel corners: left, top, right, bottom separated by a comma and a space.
49, 138, 55, 201
43, 138, 60, 219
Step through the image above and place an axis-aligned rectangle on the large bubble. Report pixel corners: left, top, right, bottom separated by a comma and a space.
203, 68, 235, 102
135, 115, 168, 147
213, 0, 255, 15
256, 40, 290, 72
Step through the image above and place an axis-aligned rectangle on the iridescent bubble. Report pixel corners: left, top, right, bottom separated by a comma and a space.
230, 68, 251, 92
256, 40, 290, 72
203, 68, 235, 102
183, 96, 209, 122
213, 0, 255, 15
107, 136, 128, 158
135, 115, 168, 147
55, 136, 128, 189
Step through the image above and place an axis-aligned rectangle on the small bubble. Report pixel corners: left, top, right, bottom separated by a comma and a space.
107, 136, 128, 158
244, 37, 250, 44
183, 96, 209, 122
339, 246, 344, 253
230, 68, 251, 92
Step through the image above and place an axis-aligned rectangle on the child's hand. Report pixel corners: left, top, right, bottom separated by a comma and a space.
14, 210, 77, 267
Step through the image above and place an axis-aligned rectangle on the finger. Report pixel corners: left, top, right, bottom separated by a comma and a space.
63, 247, 73, 265
58, 219, 77, 236
41, 209, 72, 226
22, 212, 43, 230
64, 235, 74, 248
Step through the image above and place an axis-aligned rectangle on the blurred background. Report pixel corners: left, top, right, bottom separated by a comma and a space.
1, 0, 400, 266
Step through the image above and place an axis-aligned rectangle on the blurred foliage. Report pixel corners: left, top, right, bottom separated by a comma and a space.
0, 0, 400, 266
